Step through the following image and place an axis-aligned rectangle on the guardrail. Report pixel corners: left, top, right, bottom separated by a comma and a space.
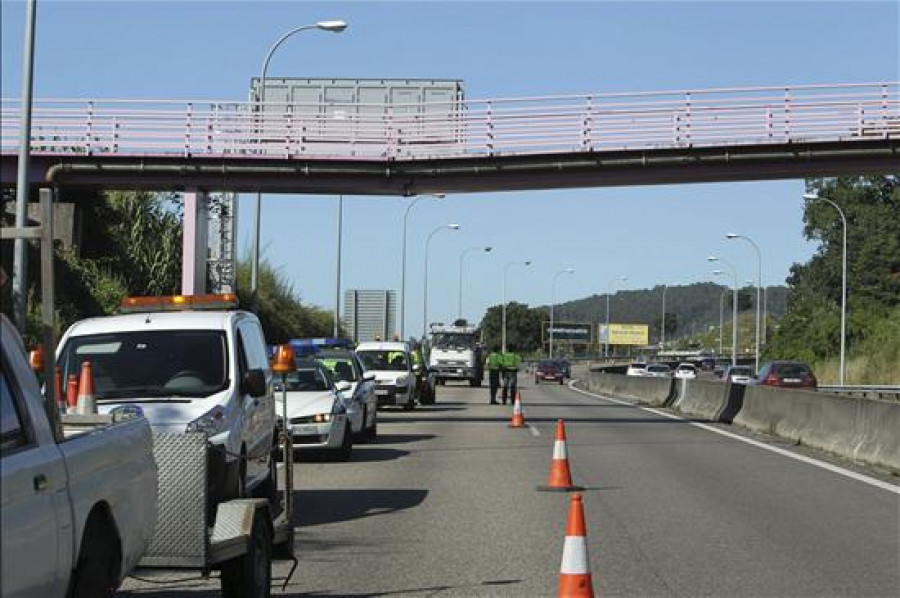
2, 82, 897, 161
819, 385, 900, 401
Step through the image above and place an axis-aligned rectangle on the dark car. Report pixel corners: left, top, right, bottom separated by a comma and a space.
554, 359, 572, 379
754, 361, 818, 390
535, 360, 564, 385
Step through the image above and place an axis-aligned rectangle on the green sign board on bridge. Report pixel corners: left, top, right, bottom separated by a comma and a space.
542, 322, 593, 344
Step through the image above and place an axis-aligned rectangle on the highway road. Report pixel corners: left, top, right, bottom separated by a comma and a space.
120, 370, 899, 597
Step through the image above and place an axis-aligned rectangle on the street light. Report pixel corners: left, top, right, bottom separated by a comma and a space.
423, 224, 460, 338
250, 20, 349, 308
660, 284, 668, 350
604, 276, 627, 359
502, 261, 532, 353
718, 287, 730, 356
803, 192, 848, 385
400, 193, 444, 339
458, 246, 492, 320
550, 268, 576, 359
726, 233, 763, 372
710, 254, 739, 366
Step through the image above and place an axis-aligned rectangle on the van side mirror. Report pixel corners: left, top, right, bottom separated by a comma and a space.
242, 369, 267, 397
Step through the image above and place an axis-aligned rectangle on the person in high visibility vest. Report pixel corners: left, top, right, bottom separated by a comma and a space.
485, 346, 503, 405
500, 346, 523, 405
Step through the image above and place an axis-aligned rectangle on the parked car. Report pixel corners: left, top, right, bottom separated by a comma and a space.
316, 349, 378, 441
626, 362, 648, 377
645, 363, 672, 378
724, 365, 754, 384
535, 360, 565, 384
356, 341, 417, 410
674, 363, 698, 379
699, 356, 716, 372
2, 314, 158, 596
56, 294, 276, 503
754, 361, 818, 389
277, 360, 354, 460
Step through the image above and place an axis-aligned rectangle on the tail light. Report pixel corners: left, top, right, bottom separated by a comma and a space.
763, 373, 781, 386
803, 374, 818, 388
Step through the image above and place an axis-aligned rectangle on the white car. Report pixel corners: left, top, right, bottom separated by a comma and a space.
277, 361, 354, 460
626, 362, 648, 376
724, 365, 754, 385
316, 349, 378, 441
674, 363, 698, 379
356, 341, 416, 410
55, 295, 276, 503
645, 363, 672, 378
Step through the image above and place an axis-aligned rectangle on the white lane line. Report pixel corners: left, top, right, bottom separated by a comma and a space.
567, 381, 900, 495
528, 424, 541, 437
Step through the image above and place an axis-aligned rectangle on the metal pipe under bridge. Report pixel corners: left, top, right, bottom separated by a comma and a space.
1, 81, 897, 194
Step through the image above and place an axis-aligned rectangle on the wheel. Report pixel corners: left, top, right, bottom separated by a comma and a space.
70, 510, 121, 598
559, 378, 564, 385
220, 510, 272, 598
364, 409, 378, 442
334, 425, 353, 461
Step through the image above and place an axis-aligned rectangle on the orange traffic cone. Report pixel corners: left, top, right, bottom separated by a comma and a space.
538, 420, 584, 492
76, 361, 97, 415
509, 392, 525, 428
54, 366, 65, 411
558, 493, 595, 598
66, 374, 79, 412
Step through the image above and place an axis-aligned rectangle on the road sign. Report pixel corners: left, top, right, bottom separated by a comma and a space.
543, 322, 592, 344
599, 323, 649, 346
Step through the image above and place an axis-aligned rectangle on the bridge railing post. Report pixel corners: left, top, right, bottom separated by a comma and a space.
85, 100, 94, 155
486, 100, 494, 155
185, 102, 193, 157
582, 96, 593, 151
881, 83, 889, 138
766, 105, 773, 141
284, 104, 293, 158
784, 87, 791, 141
112, 117, 119, 154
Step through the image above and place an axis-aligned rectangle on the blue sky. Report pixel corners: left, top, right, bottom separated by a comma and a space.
3, 1, 898, 336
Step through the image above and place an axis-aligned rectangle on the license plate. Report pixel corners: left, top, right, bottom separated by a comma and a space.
375, 389, 389, 396
292, 425, 317, 435
783, 378, 801, 384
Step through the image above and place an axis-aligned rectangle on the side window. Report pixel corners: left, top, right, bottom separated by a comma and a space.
235, 332, 249, 379
1, 366, 32, 455
239, 322, 269, 372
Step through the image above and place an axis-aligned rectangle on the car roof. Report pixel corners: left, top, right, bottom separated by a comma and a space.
356, 341, 408, 352
63, 310, 240, 336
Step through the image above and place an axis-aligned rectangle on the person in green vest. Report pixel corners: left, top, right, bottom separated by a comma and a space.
485, 346, 503, 405
500, 345, 523, 405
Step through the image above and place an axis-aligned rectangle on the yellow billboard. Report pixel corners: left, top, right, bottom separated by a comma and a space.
599, 323, 649, 346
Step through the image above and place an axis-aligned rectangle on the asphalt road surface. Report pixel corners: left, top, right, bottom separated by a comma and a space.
120, 371, 899, 597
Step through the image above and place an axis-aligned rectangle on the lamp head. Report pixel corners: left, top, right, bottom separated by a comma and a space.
484, 246, 493, 253
712, 269, 724, 276
447, 224, 460, 230
565, 268, 576, 274
316, 20, 348, 32
524, 261, 532, 267
725, 233, 739, 239
802, 192, 819, 201
707, 255, 718, 262
618, 275, 627, 281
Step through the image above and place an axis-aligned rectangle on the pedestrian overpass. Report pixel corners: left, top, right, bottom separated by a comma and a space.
2, 81, 898, 195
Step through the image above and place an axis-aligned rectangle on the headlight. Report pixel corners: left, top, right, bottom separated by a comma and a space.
395, 376, 409, 387
186, 406, 228, 436
314, 413, 333, 423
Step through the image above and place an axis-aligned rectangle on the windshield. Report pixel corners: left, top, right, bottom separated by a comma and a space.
730, 367, 753, 375
284, 366, 331, 392
57, 330, 228, 400
317, 354, 360, 382
432, 333, 476, 350
648, 365, 669, 373
357, 350, 408, 371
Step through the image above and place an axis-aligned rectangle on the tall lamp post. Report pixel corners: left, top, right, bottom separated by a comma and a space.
803, 192, 848, 385
250, 20, 348, 309
458, 246, 492, 320
400, 193, 444, 339
710, 254, 739, 366
550, 268, 576, 359
423, 224, 460, 338
718, 288, 730, 356
660, 284, 668, 350
726, 233, 762, 372
604, 275, 627, 358
333, 195, 343, 337
502, 261, 532, 353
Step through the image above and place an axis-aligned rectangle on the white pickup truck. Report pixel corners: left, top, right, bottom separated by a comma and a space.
0, 314, 158, 597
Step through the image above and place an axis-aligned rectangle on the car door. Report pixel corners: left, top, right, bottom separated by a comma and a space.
236, 320, 274, 485
0, 358, 71, 597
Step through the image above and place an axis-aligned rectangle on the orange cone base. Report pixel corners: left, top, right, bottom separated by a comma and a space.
559, 573, 595, 597
509, 417, 526, 428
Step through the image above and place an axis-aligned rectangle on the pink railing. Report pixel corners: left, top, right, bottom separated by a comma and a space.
1, 82, 897, 161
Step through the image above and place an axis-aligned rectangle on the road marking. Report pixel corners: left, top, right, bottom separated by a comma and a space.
528, 424, 541, 437
567, 381, 900, 495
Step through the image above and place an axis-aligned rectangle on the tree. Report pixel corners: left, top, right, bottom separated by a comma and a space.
479, 302, 545, 353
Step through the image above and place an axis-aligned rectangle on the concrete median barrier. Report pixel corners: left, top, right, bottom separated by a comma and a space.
735, 385, 900, 473
582, 371, 673, 406
673, 378, 745, 423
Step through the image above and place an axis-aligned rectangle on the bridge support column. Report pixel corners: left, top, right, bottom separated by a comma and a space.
182, 189, 209, 295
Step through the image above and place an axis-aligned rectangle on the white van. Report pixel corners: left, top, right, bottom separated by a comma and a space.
355, 341, 417, 410
55, 294, 276, 503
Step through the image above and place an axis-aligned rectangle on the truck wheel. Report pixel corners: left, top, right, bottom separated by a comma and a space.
220, 510, 272, 598
70, 509, 121, 598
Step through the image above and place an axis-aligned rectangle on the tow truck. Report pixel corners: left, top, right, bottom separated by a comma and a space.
428, 320, 484, 387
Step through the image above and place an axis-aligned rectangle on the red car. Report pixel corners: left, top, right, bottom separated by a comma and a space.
535, 360, 564, 385
754, 361, 818, 389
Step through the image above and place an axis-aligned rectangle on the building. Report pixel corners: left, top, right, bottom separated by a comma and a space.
343, 289, 397, 343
